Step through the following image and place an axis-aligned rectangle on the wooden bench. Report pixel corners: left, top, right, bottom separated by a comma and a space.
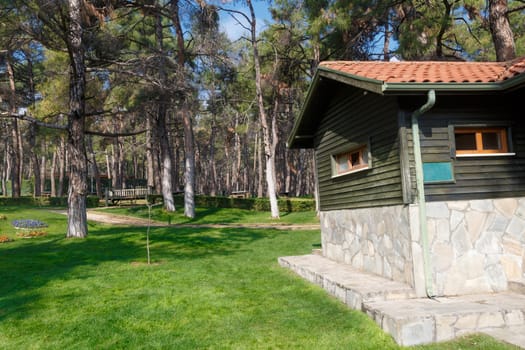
230, 191, 250, 199
105, 187, 152, 205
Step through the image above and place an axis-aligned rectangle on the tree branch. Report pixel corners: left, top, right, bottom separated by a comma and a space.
0, 112, 67, 130
85, 129, 147, 137
0, 111, 146, 138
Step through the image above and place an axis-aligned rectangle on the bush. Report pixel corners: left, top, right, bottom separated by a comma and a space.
49, 196, 99, 208
147, 194, 315, 212
0, 196, 44, 206
0, 196, 99, 208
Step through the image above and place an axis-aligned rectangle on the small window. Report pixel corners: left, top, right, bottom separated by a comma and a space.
333, 145, 369, 176
454, 127, 509, 155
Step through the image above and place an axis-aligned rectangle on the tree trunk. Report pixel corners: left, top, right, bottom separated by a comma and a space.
247, 0, 279, 218
86, 135, 102, 197
40, 138, 47, 194
25, 50, 41, 197
209, 117, 217, 196
256, 130, 263, 198
66, 0, 88, 238
51, 150, 57, 196
146, 114, 161, 194
154, 4, 176, 212
171, 0, 195, 218
29, 123, 41, 197
383, 20, 391, 61
489, 0, 516, 61
158, 105, 176, 212
182, 104, 195, 218
1, 140, 8, 196
6, 55, 21, 198
57, 138, 66, 197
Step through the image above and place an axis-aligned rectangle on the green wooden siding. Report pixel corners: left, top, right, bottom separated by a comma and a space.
313, 88, 525, 209
315, 86, 403, 211
415, 105, 525, 201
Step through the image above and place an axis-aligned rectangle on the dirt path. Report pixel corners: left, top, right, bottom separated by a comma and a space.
83, 210, 320, 231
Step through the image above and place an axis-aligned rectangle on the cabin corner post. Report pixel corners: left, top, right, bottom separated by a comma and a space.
411, 90, 436, 298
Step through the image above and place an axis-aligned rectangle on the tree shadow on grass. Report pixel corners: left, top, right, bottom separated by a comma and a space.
0, 223, 274, 323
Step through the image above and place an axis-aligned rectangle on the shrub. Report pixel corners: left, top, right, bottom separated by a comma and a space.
147, 194, 315, 212
0, 195, 99, 208
49, 196, 100, 208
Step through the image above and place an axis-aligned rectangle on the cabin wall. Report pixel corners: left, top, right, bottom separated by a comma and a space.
317, 91, 525, 296
401, 92, 525, 296
401, 93, 525, 202
314, 84, 403, 211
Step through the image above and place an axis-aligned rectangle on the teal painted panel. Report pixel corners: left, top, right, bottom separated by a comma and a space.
423, 162, 454, 183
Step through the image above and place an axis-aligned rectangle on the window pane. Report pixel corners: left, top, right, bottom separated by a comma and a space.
482, 132, 500, 150
350, 152, 360, 166
337, 155, 349, 171
455, 133, 477, 150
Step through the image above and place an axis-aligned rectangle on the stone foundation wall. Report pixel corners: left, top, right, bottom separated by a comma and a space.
320, 198, 525, 297
320, 205, 414, 287
425, 198, 525, 296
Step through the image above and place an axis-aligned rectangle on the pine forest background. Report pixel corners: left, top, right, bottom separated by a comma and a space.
0, 0, 524, 235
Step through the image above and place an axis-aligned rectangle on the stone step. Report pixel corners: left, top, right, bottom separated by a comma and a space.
365, 292, 525, 346
279, 254, 525, 347
278, 254, 417, 310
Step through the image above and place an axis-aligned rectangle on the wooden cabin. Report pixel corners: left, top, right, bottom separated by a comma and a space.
288, 58, 525, 297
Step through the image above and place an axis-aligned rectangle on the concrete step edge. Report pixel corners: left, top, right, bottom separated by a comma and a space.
278, 255, 417, 308
362, 295, 525, 346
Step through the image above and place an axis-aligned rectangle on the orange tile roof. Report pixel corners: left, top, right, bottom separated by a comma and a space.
319, 57, 525, 84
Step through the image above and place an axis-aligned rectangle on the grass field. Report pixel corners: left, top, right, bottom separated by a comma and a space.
0, 206, 516, 349
97, 205, 320, 225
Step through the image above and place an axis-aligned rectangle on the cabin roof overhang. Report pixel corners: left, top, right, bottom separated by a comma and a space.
288, 59, 525, 149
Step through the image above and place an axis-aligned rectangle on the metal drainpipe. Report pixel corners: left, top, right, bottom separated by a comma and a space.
411, 89, 436, 298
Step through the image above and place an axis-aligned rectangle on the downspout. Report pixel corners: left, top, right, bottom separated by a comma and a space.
411, 90, 436, 298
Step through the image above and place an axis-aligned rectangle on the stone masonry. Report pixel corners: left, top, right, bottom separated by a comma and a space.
321, 197, 525, 297
425, 197, 525, 296
321, 205, 414, 287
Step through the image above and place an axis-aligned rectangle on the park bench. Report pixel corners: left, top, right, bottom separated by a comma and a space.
105, 187, 152, 205
230, 191, 250, 199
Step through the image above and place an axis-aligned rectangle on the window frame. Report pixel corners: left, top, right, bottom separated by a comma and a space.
331, 142, 371, 177
452, 125, 515, 157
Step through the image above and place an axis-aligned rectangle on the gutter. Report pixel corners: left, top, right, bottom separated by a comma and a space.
411, 90, 436, 298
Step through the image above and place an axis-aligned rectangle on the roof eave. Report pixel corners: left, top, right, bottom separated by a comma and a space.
287, 67, 386, 148
383, 72, 525, 93
499, 72, 525, 91
287, 71, 322, 148
317, 66, 385, 94
382, 82, 504, 94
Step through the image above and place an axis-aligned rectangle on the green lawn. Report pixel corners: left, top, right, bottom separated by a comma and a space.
97, 205, 320, 225
0, 206, 515, 349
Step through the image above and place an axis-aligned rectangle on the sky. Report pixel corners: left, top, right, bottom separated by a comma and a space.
214, 0, 274, 41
